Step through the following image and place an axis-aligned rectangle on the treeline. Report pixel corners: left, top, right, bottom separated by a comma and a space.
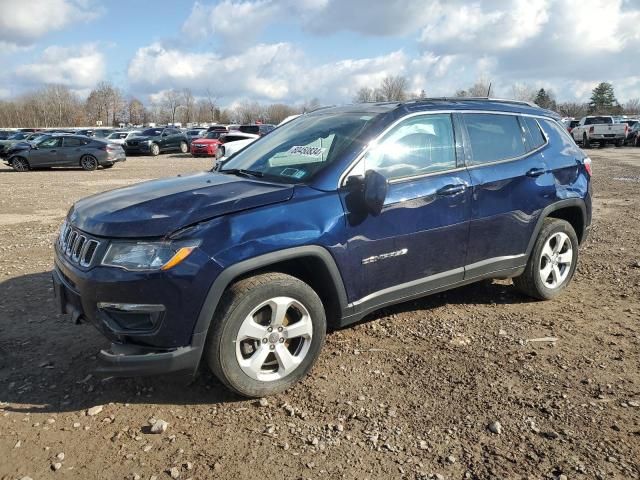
0, 81, 320, 128
354, 76, 640, 118
1, 78, 639, 128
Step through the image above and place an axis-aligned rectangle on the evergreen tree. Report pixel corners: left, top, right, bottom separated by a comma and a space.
534, 88, 556, 110
588, 82, 620, 114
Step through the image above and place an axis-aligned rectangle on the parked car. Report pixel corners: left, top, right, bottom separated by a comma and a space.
566, 120, 579, 133
186, 128, 207, 142
124, 127, 190, 156
239, 124, 275, 136
93, 129, 114, 139
190, 131, 226, 157
207, 125, 228, 133
0, 130, 15, 140
624, 122, 640, 146
0, 131, 38, 157
214, 132, 260, 160
6, 135, 125, 172
52, 99, 591, 397
2, 132, 57, 158
571, 115, 627, 147
106, 130, 141, 145
74, 129, 95, 137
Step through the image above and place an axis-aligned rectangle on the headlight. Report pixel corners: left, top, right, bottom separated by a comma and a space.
101, 240, 200, 271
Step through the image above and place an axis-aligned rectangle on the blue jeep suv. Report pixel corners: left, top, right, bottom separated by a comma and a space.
53, 99, 592, 397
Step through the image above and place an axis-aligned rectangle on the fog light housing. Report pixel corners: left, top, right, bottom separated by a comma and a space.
97, 303, 165, 334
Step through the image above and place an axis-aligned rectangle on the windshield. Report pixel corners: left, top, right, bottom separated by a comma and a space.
8, 133, 26, 140
220, 112, 379, 183
142, 128, 162, 136
205, 131, 223, 139
585, 117, 612, 125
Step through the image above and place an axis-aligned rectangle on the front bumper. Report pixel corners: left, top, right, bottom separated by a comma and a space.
53, 238, 220, 377
124, 142, 151, 154
191, 145, 215, 156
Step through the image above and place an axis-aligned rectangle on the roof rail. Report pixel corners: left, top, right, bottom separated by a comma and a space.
410, 97, 538, 108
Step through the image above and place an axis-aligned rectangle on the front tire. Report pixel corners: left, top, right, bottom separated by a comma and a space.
514, 218, 579, 300
205, 273, 326, 397
150, 143, 160, 156
582, 134, 591, 149
11, 157, 30, 172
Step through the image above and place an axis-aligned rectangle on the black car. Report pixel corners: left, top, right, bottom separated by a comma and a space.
124, 127, 190, 156
239, 124, 275, 136
625, 123, 640, 146
6, 135, 125, 171
0, 130, 14, 140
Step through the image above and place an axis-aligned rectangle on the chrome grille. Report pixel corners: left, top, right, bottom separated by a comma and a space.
58, 222, 101, 267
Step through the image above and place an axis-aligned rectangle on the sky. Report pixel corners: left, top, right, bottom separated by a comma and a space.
0, 0, 639, 107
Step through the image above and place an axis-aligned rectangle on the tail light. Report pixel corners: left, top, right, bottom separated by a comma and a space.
583, 157, 592, 176
589, 126, 594, 134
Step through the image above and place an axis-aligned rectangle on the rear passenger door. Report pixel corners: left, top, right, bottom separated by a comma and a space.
61, 136, 86, 165
461, 113, 552, 279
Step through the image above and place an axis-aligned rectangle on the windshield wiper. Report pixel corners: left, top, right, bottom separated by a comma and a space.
220, 168, 264, 178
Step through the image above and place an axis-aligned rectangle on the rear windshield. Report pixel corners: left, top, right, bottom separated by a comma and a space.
584, 117, 612, 125
220, 112, 380, 183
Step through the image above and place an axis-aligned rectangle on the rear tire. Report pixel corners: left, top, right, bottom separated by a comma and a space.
204, 272, 326, 397
11, 157, 29, 172
615, 139, 624, 147
80, 155, 98, 171
514, 218, 579, 300
179, 141, 188, 153
582, 134, 590, 149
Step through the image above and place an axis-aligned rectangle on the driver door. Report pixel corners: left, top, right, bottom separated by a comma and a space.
339, 113, 472, 306
29, 137, 63, 167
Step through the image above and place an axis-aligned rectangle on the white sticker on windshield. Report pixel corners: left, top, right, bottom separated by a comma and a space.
287, 146, 326, 157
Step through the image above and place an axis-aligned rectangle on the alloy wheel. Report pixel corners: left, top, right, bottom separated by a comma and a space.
539, 232, 573, 289
12, 158, 29, 172
235, 296, 313, 382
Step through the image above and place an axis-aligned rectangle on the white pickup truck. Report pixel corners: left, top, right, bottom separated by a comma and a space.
571, 116, 627, 148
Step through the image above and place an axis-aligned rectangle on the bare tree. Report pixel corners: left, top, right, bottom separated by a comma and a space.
457, 77, 492, 97
624, 98, 640, 115
511, 83, 537, 102
180, 88, 195, 125
162, 89, 183, 125
127, 98, 145, 125
557, 102, 588, 118
204, 88, 218, 123
354, 87, 375, 103
378, 76, 408, 101
265, 103, 297, 124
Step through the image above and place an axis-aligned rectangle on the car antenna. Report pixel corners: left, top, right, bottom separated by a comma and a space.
487, 82, 492, 97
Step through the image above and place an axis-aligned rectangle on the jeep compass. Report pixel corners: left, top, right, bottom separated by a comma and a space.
53, 99, 592, 397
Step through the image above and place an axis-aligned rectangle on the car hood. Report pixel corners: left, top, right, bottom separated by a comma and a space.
127, 135, 155, 142
192, 139, 220, 144
69, 171, 294, 238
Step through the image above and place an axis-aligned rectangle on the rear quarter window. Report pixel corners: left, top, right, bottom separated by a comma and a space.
521, 116, 546, 151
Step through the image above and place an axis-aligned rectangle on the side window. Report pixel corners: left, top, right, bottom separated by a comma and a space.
521, 117, 546, 151
39, 137, 62, 148
464, 113, 527, 164
363, 114, 456, 180
63, 137, 83, 147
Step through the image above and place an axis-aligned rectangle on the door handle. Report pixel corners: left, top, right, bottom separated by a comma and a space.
526, 167, 546, 177
437, 184, 467, 196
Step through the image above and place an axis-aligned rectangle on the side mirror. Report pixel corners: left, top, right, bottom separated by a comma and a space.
345, 170, 388, 216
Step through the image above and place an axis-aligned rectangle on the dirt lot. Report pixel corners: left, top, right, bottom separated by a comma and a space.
0, 148, 639, 480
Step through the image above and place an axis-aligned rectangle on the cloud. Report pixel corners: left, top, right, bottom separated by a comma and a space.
14, 45, 106, 90
127, 40, 466, 105
181, 0, 279, 51
0, 0, 102, 47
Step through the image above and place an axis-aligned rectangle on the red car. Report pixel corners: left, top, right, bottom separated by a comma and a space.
190, 131, 225, 157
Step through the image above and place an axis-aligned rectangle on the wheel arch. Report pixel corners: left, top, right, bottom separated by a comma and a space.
192, 246, 349, 351
526, 199, 588, 258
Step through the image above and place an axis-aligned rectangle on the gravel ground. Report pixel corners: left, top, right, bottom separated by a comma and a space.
0, 149, 639, 480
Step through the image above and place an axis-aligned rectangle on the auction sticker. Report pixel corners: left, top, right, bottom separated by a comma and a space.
287, 146, 326, 157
